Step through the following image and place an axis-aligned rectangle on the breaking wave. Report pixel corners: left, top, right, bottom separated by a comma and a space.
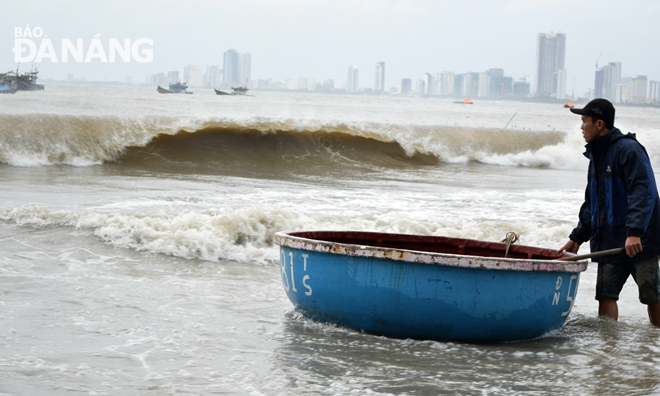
0, 113, 593, 172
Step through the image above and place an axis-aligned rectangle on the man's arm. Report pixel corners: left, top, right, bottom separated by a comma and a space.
559, 239, 580, 254
559, 183, 592, 253
621, 142, 656, 257
625, 236, 643, 257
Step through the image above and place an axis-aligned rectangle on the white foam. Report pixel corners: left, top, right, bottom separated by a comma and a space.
0, 186, 583, 265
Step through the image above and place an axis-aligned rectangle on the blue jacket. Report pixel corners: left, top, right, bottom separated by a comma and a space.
569, 127, 660, 263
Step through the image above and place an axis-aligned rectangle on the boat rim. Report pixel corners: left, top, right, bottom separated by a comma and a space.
274, 230, 588, 273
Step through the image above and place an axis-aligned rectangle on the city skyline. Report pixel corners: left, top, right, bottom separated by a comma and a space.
2, 0, 659, 97
145, 54, 655, 104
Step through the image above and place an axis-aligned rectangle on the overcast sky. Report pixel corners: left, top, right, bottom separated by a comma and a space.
2, 0, 658, 95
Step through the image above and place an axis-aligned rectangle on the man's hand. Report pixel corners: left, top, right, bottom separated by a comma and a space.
625, 236, 643, 258
559, 240, 580, 254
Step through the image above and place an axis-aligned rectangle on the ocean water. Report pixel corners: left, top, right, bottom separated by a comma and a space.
1, 85, 660, 395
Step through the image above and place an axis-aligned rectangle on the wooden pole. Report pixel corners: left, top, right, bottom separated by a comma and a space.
555, 248, 624, 262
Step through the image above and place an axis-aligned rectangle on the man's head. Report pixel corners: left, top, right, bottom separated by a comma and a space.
570, 98, 615, 143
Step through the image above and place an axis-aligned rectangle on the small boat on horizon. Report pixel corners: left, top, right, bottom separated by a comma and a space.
157, 82, 192, 94
0, 84, 15, 94
564, 101, 575, 108
214, 86, 250, 96
454, 98, 473, 104
0, 67, 44, 91
275, 230, 587, 343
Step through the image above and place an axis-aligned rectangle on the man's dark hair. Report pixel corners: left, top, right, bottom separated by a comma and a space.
592, 116, 614, 130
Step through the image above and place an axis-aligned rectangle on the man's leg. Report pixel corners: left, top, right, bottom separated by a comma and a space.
598, 297, 618, 320
630, 256, 660, 327
596, 262, 625, 321
648, 303, 660, 327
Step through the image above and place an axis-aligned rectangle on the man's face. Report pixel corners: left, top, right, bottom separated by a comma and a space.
581, 116, 604, 143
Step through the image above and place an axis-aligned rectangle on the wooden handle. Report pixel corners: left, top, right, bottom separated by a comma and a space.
555, 247, 624, 262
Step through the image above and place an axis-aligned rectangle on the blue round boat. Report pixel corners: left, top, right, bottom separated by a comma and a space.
274, 231, 589, 342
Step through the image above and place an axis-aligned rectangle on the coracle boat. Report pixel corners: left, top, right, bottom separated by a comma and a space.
274, 231, 588, 342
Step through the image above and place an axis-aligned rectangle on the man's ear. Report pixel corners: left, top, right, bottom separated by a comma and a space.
596, 119, 605, 130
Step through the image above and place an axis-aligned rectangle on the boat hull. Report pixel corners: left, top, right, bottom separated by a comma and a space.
157, 85, 192, 94
275, 231, 587, 342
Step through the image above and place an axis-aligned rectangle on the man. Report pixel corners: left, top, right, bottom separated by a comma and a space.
559, 98, 660, 327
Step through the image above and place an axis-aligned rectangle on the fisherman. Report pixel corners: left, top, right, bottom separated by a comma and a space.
559, 98, 660, 327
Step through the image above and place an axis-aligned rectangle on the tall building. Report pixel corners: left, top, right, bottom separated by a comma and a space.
461, 73, 473, 97
514, 79, 531, 97
441, 72, 455, 96
478, 73, 490, 98
346, 64, 359, 92
416, 79, 426, 94
167, 71, 179, 84
223, 49, 251, 86
630, 75, 648, 103
423, 73, 433, 95
204, 66, 219, 88
650, 81, 659, 105
238, 52, 251, 86
535, 32, 566, 97
374, 62, 385, 92
487, 68, 513, 97
434, 73, 443, 94
460, 72, 479, 97
594, 62, 622, 102
555, 69, 567, 100
400, 78, 412, 94
181, 65, 203, 87
223, 49, 239, 85
321, 79, 335, 92
607, 62, 621, 100
615, 83, 629, 104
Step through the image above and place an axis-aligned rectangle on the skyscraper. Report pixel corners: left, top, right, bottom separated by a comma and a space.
441, 72, 455, 96
535, 32, 566, 97
204, 65, 219, 88
486, 68, 513, 97
630, 75, 648, 103
181, 65, 204, 87
555, 69, 567, 100
374, 62, 385, 92
400, 78, 412, 94
223, 49, 239, 85
238, 52, 251, 86
223, 49, 251, 86
650, 81, 659, 105
423, 73, 433, 95
347, 64, 359, 92
594, 62, 622, 102
478, 73, 490, 98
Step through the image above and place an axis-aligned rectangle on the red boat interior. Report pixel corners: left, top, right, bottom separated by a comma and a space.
289, 231, 571, 260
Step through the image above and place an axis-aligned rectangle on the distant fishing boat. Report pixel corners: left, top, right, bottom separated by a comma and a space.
0, 84, 15, 94
454, 98, 473, 104
157, 82, 192, 94
0, 68, 44, 91
214, 87, 250, 96
564, 101, 574, 108
275, 231, 587, 342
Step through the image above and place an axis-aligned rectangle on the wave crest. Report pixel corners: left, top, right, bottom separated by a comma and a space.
0, 113, 576, 171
